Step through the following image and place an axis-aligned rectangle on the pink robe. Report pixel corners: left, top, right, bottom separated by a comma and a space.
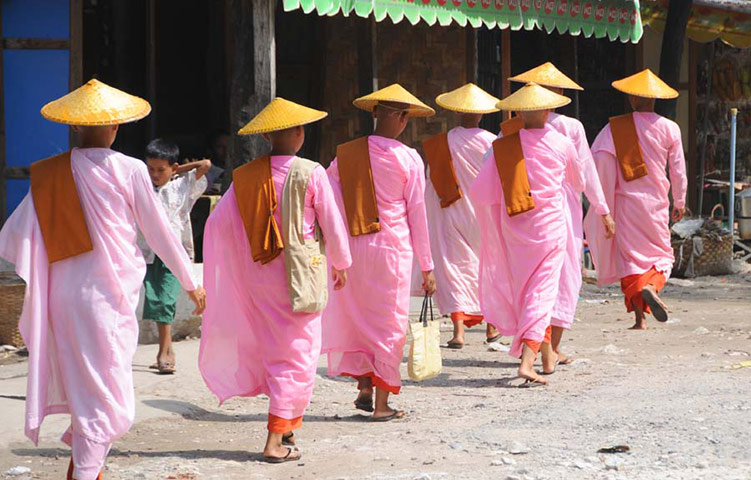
423, 127, 495, 315
547, 113, 609, 329
198, 156, 351, 421
471, 128, 584, 358
323, 136, 433, 392
583, 112, 687, 286
0, 148, 196, 476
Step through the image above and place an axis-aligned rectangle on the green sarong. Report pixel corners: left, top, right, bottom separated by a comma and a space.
143, 256, 181, 324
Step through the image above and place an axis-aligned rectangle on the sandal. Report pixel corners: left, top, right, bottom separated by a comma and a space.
642, 287, 669, 323
519, 378, 547, 388
157, 361, 176, 375
446, 341, 464, 350
485, 334, 503, 344
371, 410, 406, 422
354, 396, 374, 412
263, 447, 301, 464
282, 433, 295, 446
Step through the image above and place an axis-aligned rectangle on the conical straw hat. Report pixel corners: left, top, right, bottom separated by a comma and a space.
509, 62, 583, 91
41, 79, 151, 126
495, 83, 571, 112
238, 98, 328, 135
612, 69, 679, 99
435, 83, 500, 114
353, 84, 435, 117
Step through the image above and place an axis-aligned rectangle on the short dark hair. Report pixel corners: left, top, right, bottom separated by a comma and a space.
145, 138, 180, 164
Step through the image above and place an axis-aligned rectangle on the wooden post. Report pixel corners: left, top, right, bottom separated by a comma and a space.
226, 0, 276, 189
356, 17, 377, 136
466, 27, 477, 84
501, 30, 511, 120
687, 40, 699, 213
656, 0, 693, 119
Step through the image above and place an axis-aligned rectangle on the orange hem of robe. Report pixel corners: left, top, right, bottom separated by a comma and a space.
343, 371, 401, 395
620, 267, 666, 314
450, 311, 484, 328
267, 413, 303, 433
522, 325, 552, 354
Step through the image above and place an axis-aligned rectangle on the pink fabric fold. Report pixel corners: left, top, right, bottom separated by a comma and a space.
584, 112, 687, 286
0, 148, 196, 447
323, 136, 433, 391
472, 127, 583, 357
199, 156, 351, 420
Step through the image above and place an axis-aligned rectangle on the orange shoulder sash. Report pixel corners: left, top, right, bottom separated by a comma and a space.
422, 132, 462, 208
336, 137, 381, 236
609, 113, 648, 182
30, 151, 93, 263
492, 133, 535, 217
499, 115, 524, 137
233, 155, 283, 264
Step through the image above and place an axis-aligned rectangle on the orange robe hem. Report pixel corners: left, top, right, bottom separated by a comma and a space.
522, 325, 552, 354
620, 267, 666, 314
450, 311, 484, 328
267, 413, 303, 433
343, 371, 401, 395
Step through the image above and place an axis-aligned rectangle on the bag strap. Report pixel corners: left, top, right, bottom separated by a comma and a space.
419, 294, 434, 327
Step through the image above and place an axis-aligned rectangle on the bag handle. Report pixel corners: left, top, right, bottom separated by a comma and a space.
419, 293, 434, 327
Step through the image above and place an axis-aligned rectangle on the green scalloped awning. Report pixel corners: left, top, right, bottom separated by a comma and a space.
283, 0, 643, 43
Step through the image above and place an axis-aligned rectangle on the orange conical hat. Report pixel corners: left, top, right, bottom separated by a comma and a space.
41, 79, 151, 126
495, 83, 571, 112
612, 69, 679, 99
238, 98, 327, 135
509, 62, 583, 91
435, 83, 500, 113
353, 83, 435, 117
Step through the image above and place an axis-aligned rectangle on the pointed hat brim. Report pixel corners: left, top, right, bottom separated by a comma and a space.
41, 79, 151, 126
495, 83, 571, 112
353, 83, 435, 117
238, 98, 328, 135
509, 62, 583, 91
435, 83, 500, 113
612, 69, 679, 99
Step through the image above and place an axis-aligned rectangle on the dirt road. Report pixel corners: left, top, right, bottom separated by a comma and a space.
1, 270, 750, 479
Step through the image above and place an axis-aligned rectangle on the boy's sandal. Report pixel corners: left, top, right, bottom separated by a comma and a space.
157, 361, 176, 374
263, 447, 301, 464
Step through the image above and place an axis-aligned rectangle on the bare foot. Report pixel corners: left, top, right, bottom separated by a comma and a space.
373, 406, 405, 420
557, 352, 575, 365
518, 364, 548, 385
541, 349, 559, 375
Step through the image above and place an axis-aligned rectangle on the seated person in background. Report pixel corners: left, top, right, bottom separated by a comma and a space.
139, 138, 211, 374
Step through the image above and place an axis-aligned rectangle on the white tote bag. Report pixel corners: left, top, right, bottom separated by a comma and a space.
408, 294, 442, 381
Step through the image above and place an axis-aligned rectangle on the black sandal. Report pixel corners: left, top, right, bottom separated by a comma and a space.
264, 447, 301, 464
282, 432, 295, 446
354, 397, 374, 412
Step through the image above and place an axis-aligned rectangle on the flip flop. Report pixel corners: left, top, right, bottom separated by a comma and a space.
559, 355, 575, 365
642, 288, 669, 322
519, 378, 547, 388
371, 410, 405, 422
157, 361, 176, 375
282, 433, 295, 446
485, 334, 503, 344
149, 363, 159, 370
263, 447, 301, 464
354, 397, 374, 412
446, 341, 464, 350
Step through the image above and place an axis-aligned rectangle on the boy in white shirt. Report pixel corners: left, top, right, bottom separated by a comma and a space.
139, 138, 211, 373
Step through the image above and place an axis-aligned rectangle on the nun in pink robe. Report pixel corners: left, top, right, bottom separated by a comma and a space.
323, 136, 433, 394
0, 148, 198, 480
546, 112, 610, 330
472, 127, 585, 358
424, 127, 495, 320
584, 111, 687, 290
199, 156, 351, 430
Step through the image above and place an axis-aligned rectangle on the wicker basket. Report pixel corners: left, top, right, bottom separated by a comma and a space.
0, 271, 25, 347
672, 206, 734, 278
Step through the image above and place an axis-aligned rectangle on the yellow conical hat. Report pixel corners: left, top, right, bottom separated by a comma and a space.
41, 79, 151, 126
435, 83, 500, 114
495, 83, 571, 112
509, 62, 583, 91
612, 69, 679, 99
238, 98, 328, 135
353, 83, 435, 117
